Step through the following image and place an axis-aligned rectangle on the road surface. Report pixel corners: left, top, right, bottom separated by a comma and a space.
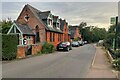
2, 44, 96, 78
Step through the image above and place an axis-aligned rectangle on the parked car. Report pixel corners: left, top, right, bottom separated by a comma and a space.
78, 40, 84, 46
72, 41, 80, 47
57, 41, 72, 51
84, 41, 88, 44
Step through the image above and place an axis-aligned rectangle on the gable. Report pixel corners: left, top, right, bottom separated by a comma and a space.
7, 23, 22, 34
7, 22, 35, 35
17, 4, 46, 30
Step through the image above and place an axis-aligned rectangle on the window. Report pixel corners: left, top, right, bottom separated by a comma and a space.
58, 34, 61, 41
53, 33, 55, 42
48, 19, 52, 26
24, 14, 30, 21
50, 32, 52, 42
35, 25, 40, 42
57, 23, 60, 29
27, 36, 31, 40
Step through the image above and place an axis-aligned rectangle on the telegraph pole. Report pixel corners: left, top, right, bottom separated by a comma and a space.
115, 16, 118, 51
111, 16, 118, 51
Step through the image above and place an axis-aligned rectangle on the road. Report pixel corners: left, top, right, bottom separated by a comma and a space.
2, 44, 96, 78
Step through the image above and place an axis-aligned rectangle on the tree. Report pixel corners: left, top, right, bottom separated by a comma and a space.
1, 18, 13, 34
78, 22, 87, 40
78, 22, 107, 43
105, 23, 120, 49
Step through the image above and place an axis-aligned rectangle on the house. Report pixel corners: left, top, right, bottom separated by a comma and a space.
69, 25, 82, 40
59, 19, 70, 42
8, 4, 70, 47
7, 4, 71, 58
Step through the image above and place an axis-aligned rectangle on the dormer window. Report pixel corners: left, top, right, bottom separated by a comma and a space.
24, 14, 30, 21
57, 23, 60, 29
48, 19, 53, 27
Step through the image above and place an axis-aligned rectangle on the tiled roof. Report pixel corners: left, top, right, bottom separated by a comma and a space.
26, 4, 62, 33
15, 22, 35, 35
59, 19, 65, 31
39, 11, 51, 19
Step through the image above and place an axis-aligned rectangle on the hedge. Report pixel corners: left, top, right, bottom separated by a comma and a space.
2, 34, 18, 60
41, 42, 55, 54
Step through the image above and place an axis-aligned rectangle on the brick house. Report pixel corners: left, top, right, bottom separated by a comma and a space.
7, 4, 70, 58
59, 19, 70, 42
69, 25, 82, 40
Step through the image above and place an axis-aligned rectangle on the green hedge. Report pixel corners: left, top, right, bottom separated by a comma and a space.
41, 42, 55, 54
2, 34, 18, 60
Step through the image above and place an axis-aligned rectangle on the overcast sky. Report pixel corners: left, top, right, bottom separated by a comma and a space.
2, 2, 118, 29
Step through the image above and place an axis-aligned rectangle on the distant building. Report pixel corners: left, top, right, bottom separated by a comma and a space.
69, 25, 82, 40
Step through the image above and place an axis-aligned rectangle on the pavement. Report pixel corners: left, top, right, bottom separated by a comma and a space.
86, 45, 117, 78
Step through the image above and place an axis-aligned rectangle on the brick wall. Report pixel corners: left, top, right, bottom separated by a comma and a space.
74, 28, 80, 39
32, 44, 42, 55
17, 44, 42, 59
17, 5, 46, 43
17, 45, 27, 58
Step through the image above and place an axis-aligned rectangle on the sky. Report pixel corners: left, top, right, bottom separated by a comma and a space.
1, 2, 118, 29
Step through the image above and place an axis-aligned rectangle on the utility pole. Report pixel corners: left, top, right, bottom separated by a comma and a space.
111, 16, 118, 51
115, 16, 118, 51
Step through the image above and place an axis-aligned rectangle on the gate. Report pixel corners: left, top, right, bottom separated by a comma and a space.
25, 45, 32, 56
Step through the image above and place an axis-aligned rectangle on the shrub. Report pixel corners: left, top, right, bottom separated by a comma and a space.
74, 37, 79, 41
2, 34, 18, 60
114, 50, 120, 59
41, 42, 55, 54
112, 58, 120, 71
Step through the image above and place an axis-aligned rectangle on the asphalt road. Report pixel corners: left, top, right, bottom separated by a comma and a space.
2, 44, 96, 78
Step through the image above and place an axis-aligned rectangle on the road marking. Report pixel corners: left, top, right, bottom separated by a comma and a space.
91, 44, 97, 66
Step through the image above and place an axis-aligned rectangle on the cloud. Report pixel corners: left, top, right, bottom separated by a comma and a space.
1, 0, 120, 2
1, 2, 118, 29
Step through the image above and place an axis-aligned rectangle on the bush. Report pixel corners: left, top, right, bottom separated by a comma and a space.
2, 34, 18, 60
74, 37, 79, 41
112, 58, 120, 71
41, 42, 55, 54
114, 50, 120, 59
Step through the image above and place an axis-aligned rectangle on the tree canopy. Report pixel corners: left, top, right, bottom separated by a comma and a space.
1, 18, 12, 34
78, 22, 107, 43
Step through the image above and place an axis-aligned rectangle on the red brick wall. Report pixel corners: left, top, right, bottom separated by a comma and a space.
32, 44, 42, 55
17, 44, 43, 58
74, 28, 80, 39
17, 45, 27, 58
46, 31, 63, 47
17, 5, 46, 43
63, 22, 69, 42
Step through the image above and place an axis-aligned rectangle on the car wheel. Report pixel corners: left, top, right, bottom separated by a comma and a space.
57, 48, 59, 51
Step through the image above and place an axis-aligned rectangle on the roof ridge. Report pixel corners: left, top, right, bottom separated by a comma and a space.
26, 4, 41, 13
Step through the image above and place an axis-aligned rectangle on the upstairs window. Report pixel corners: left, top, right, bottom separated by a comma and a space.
57, 23, 60, 29
48, 19, 53, 27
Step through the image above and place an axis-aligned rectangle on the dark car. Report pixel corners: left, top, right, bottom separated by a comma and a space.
57, 42, 72, 51
78, 40, 84, 46
72, 41, 80, 47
